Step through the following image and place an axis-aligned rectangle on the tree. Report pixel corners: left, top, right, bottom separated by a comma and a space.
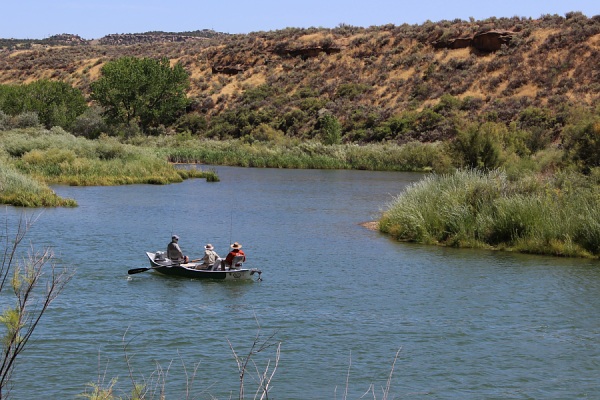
0, 80, 87, 130
90, 57, 190, 132
0, 214, 72, 398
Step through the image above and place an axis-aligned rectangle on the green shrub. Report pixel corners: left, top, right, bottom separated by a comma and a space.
562, 117, 600, 174
451, 122, 502, 170
317, 113, 342, 145
0, 110, 8, 130
12, 112, 41, 129
335, 83, 371, 100
72, 106, 108, 139
175, 112, 207, 135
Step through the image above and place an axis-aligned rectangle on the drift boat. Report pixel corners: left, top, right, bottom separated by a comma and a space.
127, 252, 262, 281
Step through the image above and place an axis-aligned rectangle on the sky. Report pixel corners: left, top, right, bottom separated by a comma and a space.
3, 0, 598, 40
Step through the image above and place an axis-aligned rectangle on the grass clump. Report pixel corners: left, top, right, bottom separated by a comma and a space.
4, 131, 198, 186
0, 158, 76, 207
379, 169, 600, 258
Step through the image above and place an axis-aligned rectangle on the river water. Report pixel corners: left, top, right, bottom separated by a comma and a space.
4, 166, 600, 399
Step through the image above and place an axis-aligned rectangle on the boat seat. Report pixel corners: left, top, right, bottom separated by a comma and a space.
210, 259, 223, 271
230, 255, 245, 269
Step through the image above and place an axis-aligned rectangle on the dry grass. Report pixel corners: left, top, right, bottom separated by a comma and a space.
297, 32, 330, 43
515, 84, 538, 98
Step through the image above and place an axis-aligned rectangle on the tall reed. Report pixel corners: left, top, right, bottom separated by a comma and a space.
0, 159, 76, 207
161, 139, 450, 172
379, 169, 600, 258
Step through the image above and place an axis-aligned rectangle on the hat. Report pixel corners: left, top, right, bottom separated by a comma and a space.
172, 235, 179, 240
205, 243, 214, 250
231, 242, 242, 249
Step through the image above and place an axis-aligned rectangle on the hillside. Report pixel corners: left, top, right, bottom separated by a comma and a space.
0, 12, 598, 144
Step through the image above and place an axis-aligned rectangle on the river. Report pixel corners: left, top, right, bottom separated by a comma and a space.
4, 166, 600, 399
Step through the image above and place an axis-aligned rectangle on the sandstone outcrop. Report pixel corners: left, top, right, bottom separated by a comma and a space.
431, 30, 514, 52
472, 30, 513, 51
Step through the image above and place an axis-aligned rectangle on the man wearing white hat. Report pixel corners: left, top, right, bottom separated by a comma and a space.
196, 243, 220, 270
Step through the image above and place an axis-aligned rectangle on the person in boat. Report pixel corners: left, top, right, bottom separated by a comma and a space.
167, 235, 189, 264
195, 243, 220, 270
223, 242, 246, 270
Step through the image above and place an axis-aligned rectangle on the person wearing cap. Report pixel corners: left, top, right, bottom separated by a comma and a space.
223, 242, 246, 270
195, 243, 220, 270
167, 235, 189, 264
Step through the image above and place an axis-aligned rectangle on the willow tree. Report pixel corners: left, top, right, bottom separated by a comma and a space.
90, 57, 190, 133
0, 215, 72, 398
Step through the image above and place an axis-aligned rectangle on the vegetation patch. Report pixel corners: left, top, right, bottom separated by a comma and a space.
379, 169, 600, 258
0, 128, 214, 207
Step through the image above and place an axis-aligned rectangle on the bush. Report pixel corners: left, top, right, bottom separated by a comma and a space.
11, 112, 41, 128
317, 112, 342, 145
451, 122, 501, 170
562, 115, 600, 174
71, 106, 107, 139
0, 110, 8, 130
175, 112, 207, 135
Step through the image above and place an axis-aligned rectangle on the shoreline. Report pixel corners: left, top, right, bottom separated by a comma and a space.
360, 221, 378, 231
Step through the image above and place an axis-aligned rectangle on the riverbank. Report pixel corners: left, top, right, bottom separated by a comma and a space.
0, 128, 215, 207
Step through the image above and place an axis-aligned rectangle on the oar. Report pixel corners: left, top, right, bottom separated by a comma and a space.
128, 258, 203, 274
128, 265, 170, 274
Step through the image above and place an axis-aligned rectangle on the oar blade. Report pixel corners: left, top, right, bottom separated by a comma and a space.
128, 267, 151, 275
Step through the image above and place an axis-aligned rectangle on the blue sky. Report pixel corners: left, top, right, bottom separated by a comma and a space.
3, 0, 598, 39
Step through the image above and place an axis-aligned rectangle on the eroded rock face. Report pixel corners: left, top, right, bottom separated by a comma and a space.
431, 31, 514, 52
472, 31, 513, 51
211, 65, 245, 75
272, 46, 341, 59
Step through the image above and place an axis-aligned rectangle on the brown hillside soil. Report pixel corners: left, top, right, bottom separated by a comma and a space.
0, 14, 598, 144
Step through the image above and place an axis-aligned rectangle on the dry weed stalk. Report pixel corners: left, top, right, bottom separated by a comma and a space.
335, 347, 402, 400
227, 315, 281, 400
